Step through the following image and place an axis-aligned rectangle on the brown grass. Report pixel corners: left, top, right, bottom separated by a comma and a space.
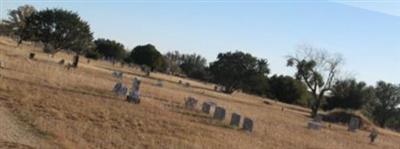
0, 36, 399, 149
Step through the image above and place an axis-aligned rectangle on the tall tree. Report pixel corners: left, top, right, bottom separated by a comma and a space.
126, 44, 164, 71
2, 5, 36, 44
365, 81, 400, 128
287, 45, 343, 117
24, 8, 93, 67
268, 75, 311, 104
94, 38, 126, 60
324, 79, 372, 111
210, 51, 270, 94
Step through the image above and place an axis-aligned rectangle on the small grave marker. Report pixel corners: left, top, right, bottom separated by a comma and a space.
348, 117, 360, 132
213, 106, 226, 120
308, 114, 323, 130
112, 71, 123, 79
243, 117, 254, 132
201, 102, 211, 114
230, 113, 241, 128
113, 82, 123, 93
184, 82, 191, 87
127, 78, 142, 104
185, 97, 198, 109
369, 128, 378, 143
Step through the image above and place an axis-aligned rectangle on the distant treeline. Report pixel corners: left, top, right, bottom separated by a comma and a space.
1, 5, 399, 131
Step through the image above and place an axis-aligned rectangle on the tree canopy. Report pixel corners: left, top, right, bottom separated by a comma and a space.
209, 51, 270, 94
268, 75, 311, 105
323, 79, 372, 111
2, 5, 36, 44
24, 8, 93, 54
126, 44, 164, 71
94, 38, 126, 60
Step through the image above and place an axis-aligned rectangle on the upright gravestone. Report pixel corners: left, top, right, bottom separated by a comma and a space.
113, 82, 123, 93
348, 117, 360, 132
185, 97, 198, 109
29, 53, 35, 59
243, 117, 254, 132
202, 102, 211, 114
117, 85, 128, 96
213, 106, 226, 120
112, 71, 123, 79
127, 78, 141, 104
230, 113, 241, 128
308, 114, 323, 130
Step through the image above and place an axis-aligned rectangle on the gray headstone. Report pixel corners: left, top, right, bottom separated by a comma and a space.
348, 117, 360, 132
185, 97, 198, 109
202, 102, 211, 114
213, 106, 226, 120
132, 78, 141, 92
112, 71, 123, 79
308, 120, 322, 130
243, 117, 254, 132
117, 85, 128, 96
230, 113, 241, 128
127, 90, 140, 104
113, 82, 123, 93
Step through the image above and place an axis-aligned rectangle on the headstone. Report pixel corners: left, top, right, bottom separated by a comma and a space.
112, 71, 123, 79
243, 117, 254, 132
369, 128, 378, 143
113, 82, 123, 93
127, 78, 141, 104
201, 102, 211, 114
178, 80, 182, 84
308, 114, 323, 130
117, 85, 128, 96
29, 53, 35, 59
307, 121, 322, 130
213, 106, 226, 120
348, 117, 360, 132
230, 113, 241, 128
185, 97, 198, 109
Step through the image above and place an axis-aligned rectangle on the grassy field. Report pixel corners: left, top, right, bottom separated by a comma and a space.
0, 36, 399, 149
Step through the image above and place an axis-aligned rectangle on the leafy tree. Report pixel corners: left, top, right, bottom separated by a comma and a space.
287, 45, 343, 117
126, 44, 164, 71
209, 51, 270, 94
268, 75, 311, 104
94, 38, 126, 60
2, 5, 36, 44
365, 81, 400, 128
164, 51, 211, 80
323, 79, 372, 111
24, 8, 93, 67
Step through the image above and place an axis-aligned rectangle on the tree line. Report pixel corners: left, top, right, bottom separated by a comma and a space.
1, 5, 399, 130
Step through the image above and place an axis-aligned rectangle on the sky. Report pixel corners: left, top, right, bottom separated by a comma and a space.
1, 0, 400, 85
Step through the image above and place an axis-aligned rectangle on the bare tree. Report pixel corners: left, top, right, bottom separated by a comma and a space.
287, 44, 343, 117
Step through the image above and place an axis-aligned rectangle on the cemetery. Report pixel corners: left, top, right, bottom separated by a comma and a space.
0, 36, 398, 149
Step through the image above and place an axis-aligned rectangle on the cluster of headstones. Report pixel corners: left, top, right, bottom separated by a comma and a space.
308, 115, 362, 132
184, 97, 254, 133
111, 71, 141, 104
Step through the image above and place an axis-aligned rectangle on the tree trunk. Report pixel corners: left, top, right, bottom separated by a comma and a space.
72, 53, 80, 68
310, 94, 320, 118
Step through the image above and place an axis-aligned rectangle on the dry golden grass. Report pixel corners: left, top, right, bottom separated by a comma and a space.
0, 36, 399, 149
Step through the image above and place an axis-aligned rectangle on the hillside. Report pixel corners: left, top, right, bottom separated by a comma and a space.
0, 36, 399, 149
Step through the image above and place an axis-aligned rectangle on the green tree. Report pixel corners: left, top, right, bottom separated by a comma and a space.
209, 51, 270, 94
365, 81, 400, 128
287, 45, 343, 117
126, 44, 164, 71
323, 79, 372, 111
268, 75, 311, 105
2, 5, 36, 44
24, 8, 93, 67
94, 38, 126, 61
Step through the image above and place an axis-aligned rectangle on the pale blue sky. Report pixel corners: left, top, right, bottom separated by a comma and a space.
1, 0, 400, 85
